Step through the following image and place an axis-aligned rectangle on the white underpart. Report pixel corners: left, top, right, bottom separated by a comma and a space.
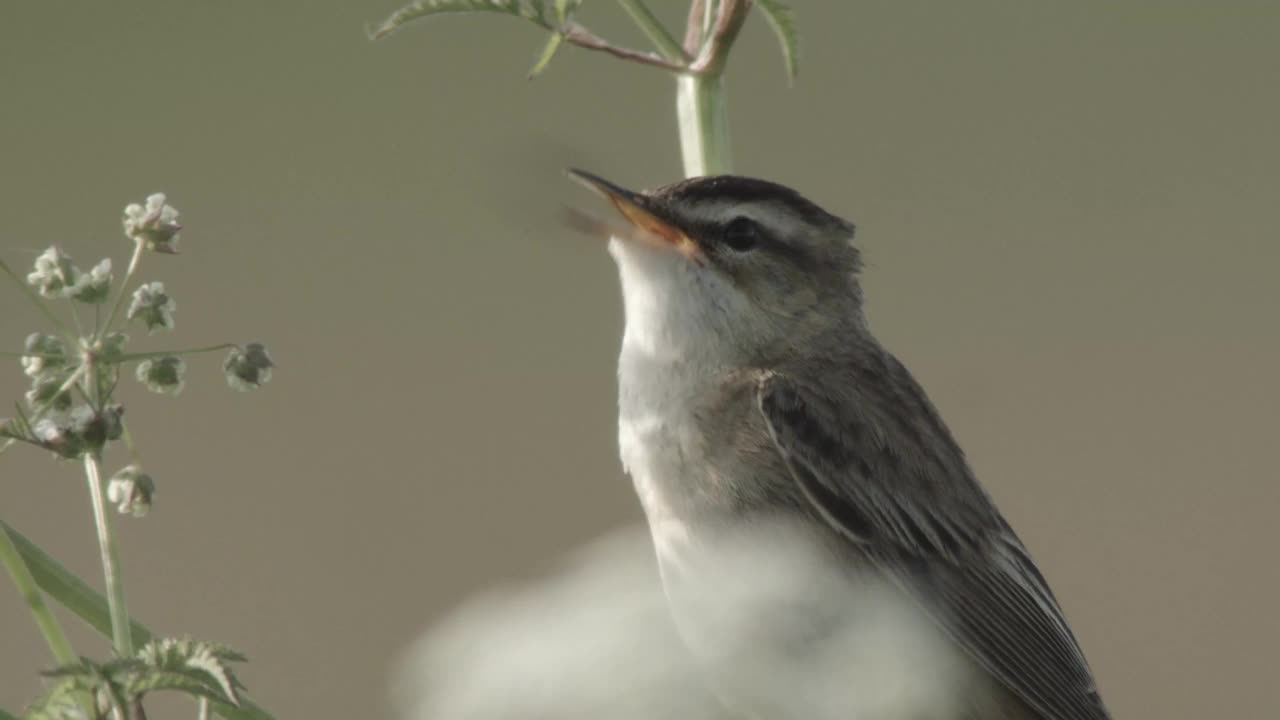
609, 236, 720, 576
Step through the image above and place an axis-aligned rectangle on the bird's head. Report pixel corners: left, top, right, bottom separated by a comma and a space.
570, 170, 866, 365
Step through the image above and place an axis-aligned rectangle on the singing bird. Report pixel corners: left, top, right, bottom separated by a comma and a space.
570, 169, 1112, 720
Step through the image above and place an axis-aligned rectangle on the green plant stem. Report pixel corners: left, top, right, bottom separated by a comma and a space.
3, 521, 276, 720
0, 707, 19, 720
616, 0, 688, 62
84, 446, 133, 657
83, 355, 134, 657
0, 522, 77, 664
99, 239, 145, 343
676, 72, 731, 176
113, 343, 238, 364
674, 0, 749, 177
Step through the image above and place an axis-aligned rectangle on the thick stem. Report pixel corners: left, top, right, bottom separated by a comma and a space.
0, 521, 77, 664
674, 0, 750, 177
676, 72, 731, 177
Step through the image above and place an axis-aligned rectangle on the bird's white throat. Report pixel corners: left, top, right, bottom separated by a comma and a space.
609, 235, 731, 573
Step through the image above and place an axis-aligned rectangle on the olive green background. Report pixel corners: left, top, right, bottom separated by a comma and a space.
2, 1, 1277, 718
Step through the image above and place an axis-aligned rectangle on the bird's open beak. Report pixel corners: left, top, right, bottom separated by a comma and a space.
567, 169, 702, 261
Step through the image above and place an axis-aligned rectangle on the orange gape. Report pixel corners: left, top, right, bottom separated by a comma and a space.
607, 195, 705, 264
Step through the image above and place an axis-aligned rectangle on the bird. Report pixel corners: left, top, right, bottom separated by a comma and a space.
569, 169, 1113, 720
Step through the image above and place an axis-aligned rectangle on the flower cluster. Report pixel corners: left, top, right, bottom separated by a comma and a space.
3, 191, 275, 505
26, 247, 113, 303
122, 193, 182, 253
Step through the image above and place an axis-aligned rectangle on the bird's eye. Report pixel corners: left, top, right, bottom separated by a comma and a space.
722, 217, 760, 252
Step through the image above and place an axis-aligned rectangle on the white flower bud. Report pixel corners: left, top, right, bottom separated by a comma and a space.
122, 193, 182, 253
107, 465, 155, 518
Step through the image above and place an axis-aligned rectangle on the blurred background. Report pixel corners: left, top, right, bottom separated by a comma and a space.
2, 1, 1277, 717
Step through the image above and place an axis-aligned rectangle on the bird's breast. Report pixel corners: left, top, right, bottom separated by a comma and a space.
616, 345, 730, 577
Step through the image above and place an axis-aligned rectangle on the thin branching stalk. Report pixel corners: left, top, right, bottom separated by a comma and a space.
559, 25, 687, 71
112, 343, 239, 364
616, 0, 689, 62
99, 239, 145, 343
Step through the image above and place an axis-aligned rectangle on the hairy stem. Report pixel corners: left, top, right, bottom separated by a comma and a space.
0, 521, 77, 664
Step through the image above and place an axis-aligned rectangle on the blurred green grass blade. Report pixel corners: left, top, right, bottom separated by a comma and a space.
371, 0, 555, 40
0, 706, 18, 720
529, 0, 583, 77
756, 0, 799, 83
3, 520, 152, 645
2, 521, 276, 720
528, 30, 567, 77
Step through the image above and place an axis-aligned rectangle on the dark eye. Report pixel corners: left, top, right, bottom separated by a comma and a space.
722, 217, 761, 252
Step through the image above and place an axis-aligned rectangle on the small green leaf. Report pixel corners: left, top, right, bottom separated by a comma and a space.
370, 0, 556, 40
528, 30, 567, 78
755, 0, 799, 84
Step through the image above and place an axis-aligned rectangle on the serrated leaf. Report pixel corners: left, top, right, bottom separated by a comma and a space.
132, 637, 248, 706
755, 0, 799, 83
371, 0, 556, 40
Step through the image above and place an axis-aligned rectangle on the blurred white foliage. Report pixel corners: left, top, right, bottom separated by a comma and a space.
393, 524, 973, 720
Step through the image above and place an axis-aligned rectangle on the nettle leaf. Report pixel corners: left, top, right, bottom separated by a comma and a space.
371, 0, 557, 40
756, 0, 799, 84
131, 637, 248, 706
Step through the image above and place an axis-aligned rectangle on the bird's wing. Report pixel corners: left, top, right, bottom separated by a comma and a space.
757, 373, 1109, 720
